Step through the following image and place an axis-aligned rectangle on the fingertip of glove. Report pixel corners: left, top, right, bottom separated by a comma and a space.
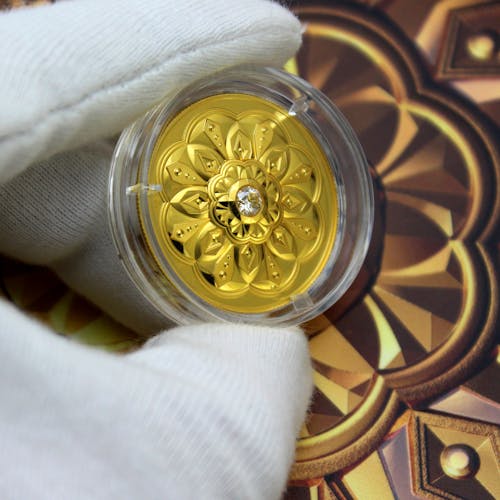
143, 322, 308, 357
254, 1, 303, 60
139, 322, 314, 406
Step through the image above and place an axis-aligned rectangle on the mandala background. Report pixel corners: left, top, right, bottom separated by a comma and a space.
1, 1, 499, 498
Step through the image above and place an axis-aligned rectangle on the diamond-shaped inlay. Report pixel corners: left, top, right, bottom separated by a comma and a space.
411, 411, 500, 499
436, 3, 500, 79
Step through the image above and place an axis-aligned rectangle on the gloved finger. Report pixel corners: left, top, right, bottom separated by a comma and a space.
129, 323, 313, 498
0, 143, 169, 334
0, 298, 313, 499
0, 0, 302, 183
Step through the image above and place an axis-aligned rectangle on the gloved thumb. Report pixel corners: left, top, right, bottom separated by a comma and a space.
0, 299, 313, 499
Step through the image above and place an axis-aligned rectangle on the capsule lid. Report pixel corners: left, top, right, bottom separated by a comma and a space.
109, 66, 373, 325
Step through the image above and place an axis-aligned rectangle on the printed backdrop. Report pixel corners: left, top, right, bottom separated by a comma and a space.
1, 1, 499, 498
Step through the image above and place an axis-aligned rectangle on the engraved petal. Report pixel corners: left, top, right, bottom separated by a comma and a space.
160, 144, 205, 202
284, 216, 319, 241
194, 225, 229, 278
260, 147, 289, 179
266, 225, 296, 260
170, 187, 210, 217
264, 251, 282, 286
166, 162, 204, 186
281, 187, 312, 214
170, 220, 202, 244
237, 243, 263, 283
284, 163, 313, 184
203, 118, 228, 158
253, 120, 274, 159
187, 144, 224, 179
281, 146, 319, 201
196, 227, 226, 258
164, 205, 208, 260
226, 124, 253, 160
213, 246, 235, 288
247, 247, 282, 290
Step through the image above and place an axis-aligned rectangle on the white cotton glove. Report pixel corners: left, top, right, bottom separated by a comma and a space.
0, 1, 313, 499
0, 300, 313, 499
0, 0, 302, 334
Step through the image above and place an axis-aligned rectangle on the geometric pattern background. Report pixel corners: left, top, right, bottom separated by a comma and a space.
1, 1, 499, 498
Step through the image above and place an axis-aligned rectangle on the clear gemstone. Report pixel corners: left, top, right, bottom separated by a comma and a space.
236, 186, 263, 217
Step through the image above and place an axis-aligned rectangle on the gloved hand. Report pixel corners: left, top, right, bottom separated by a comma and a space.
0, 1, 313, 499
0, 0, 303, 334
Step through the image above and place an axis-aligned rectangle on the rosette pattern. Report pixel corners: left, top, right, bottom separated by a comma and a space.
159, 112, 323, 293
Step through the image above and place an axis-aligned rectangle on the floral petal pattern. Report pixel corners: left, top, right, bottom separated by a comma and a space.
146, 94, 338, 312
227, 125, 253, 160
163, 111, 324, 291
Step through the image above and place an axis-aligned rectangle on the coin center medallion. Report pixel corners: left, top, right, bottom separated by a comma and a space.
236, 185, 263, 217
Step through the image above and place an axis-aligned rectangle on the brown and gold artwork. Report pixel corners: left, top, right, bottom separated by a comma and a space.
1, 1, 499, 499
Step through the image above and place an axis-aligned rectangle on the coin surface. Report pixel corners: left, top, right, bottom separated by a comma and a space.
140, 93, 338, 314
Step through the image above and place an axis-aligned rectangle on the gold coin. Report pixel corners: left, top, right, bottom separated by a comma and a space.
139, 93, 338, 314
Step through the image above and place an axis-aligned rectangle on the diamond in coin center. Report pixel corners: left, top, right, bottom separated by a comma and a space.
236, 186, 264, 217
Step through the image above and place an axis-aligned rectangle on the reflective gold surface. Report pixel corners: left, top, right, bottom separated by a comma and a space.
1, 1, 499, 498
141, 93, 338, 314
